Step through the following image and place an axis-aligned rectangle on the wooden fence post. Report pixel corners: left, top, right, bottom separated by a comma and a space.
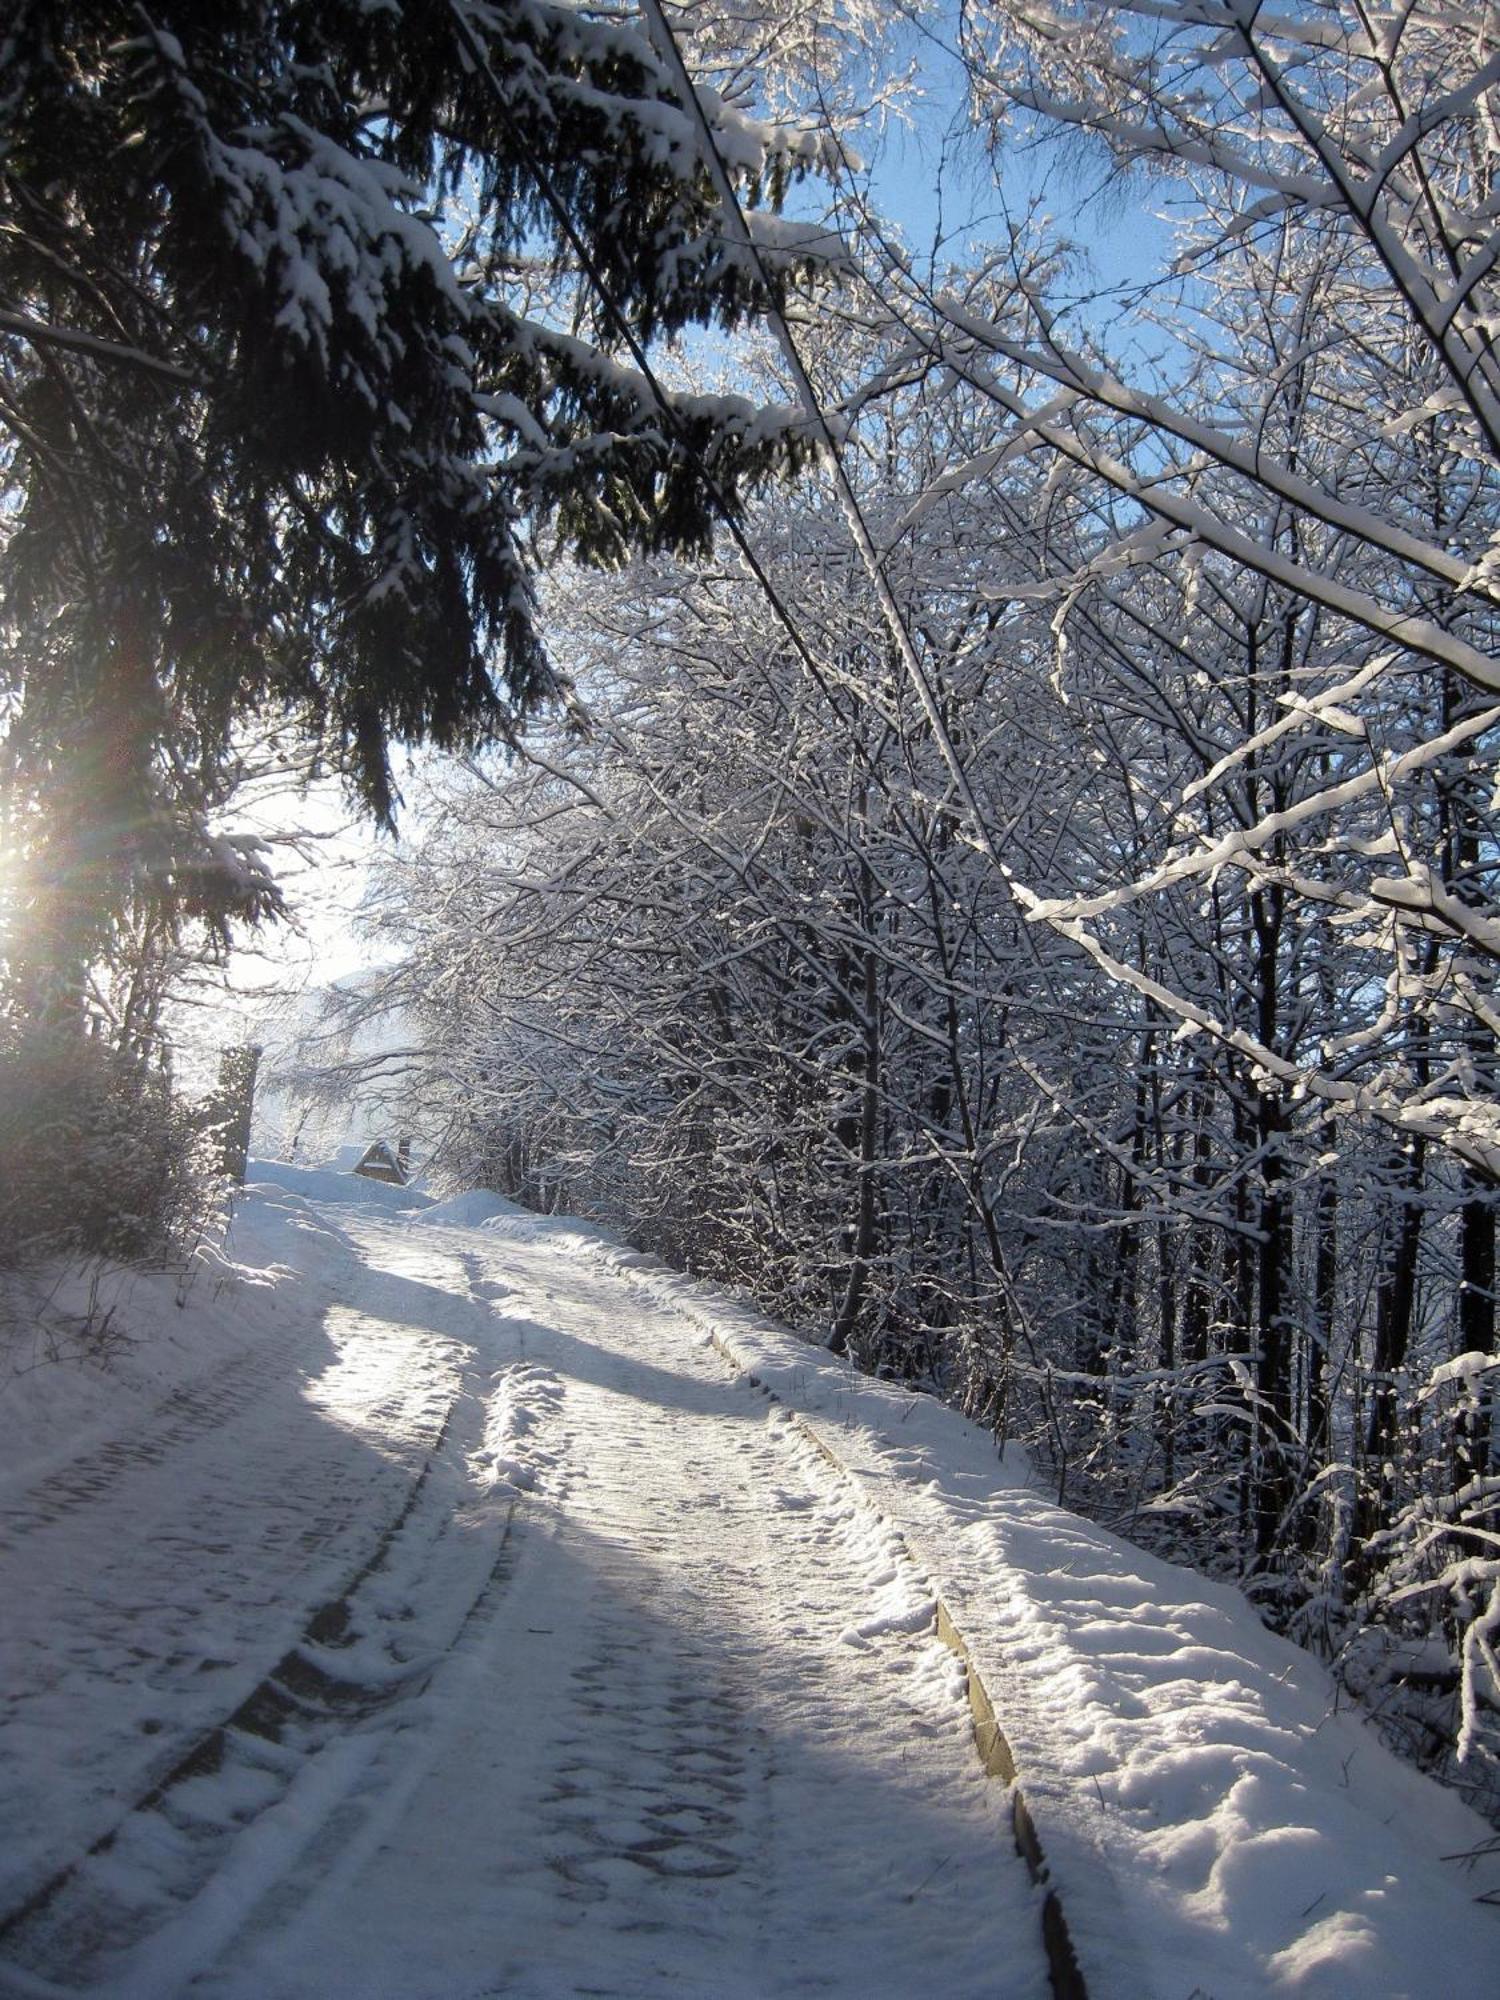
215, 1044, 261, 1184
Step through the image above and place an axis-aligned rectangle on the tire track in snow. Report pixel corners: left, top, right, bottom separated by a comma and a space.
0, 1241, 485, 1942
0, 1315, 315, 1554
0, 1343, 564, 1995
586, 1235, 1089, 2000
198, 1216, 1050, 2000
2, 1209, 1051, 1997
721, 1358, 1090, 2000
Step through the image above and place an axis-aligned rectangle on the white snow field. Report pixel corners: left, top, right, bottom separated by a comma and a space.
0, 1168, 1496, 1999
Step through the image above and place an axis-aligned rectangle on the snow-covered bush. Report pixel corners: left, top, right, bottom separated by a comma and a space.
1349, 1351, 1500, 1814
0, 1026, 224, 1274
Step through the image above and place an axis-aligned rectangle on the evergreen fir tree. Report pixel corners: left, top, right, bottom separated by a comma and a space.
0, 0, 826, 1015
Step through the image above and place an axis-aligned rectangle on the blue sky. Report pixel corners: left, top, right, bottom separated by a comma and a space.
847, 15, 1176, 301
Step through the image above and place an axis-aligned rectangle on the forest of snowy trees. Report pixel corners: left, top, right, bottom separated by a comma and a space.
5, 1, 1500, 1815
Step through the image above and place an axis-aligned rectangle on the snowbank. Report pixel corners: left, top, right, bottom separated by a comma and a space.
415, 1189, 529, 1228
247, 1158, 434, 1212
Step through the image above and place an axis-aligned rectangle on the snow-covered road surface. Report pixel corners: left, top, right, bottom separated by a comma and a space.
5, 1166, 1500, 1999
0, 1174, 1049, 1999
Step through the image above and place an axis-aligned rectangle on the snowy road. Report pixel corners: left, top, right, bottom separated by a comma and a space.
0, 1180, 1049, 1999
